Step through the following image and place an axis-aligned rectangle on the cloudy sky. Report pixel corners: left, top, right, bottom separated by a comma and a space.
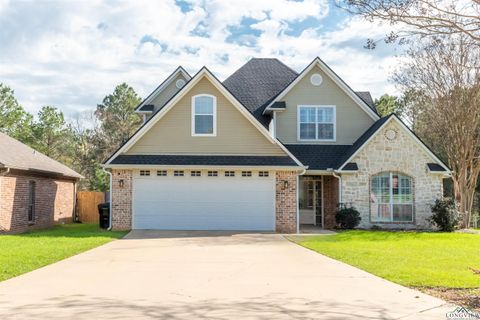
0, 0, 403, 119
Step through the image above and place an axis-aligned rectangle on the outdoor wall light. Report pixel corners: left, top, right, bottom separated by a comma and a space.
283, 180, 289, 189
119, 179, 124, 188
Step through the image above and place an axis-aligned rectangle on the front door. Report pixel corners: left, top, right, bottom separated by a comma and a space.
299, 177, 323, 227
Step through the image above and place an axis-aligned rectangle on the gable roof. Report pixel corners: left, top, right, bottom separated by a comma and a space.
135, 66, 191, 112
337, 114, 451, 172
0, 132, 82, 179
104, 67, 305, 168
263, 57, 380, 120
223, 58, 298, 127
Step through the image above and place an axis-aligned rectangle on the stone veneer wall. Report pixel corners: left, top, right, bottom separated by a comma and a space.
341, 120, 444, 229
0, 172, 75, 234
111, 169, 133, 231
275, 171, 298, 233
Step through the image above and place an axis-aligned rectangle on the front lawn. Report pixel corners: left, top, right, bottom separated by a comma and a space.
296, 231, 480, 288
0, 224, 127, 282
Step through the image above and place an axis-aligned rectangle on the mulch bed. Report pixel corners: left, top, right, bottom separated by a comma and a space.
419, 287, 480, 311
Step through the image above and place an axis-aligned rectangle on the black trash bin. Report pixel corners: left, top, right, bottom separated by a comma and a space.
98, 202, 110, 229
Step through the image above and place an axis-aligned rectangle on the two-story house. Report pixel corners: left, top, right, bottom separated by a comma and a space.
103, 57, 450, 233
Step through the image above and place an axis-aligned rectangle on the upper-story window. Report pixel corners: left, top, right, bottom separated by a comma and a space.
298, 105, 335, 141
192, 94, 216, 136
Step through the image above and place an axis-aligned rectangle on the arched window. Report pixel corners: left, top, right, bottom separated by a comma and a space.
192, 94, 216, 136
370, 172, 413, 222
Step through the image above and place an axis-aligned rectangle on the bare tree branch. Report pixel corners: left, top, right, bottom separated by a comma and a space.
337, 0, 480, 45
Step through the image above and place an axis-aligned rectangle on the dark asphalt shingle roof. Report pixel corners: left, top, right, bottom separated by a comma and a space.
138, 104, 154, 112
270, 101, 286, 109
223, 58, 298, 127
343, 162, 359, 171
355, 91, 377, 113
110, 155, 297, 166
284, 144, 352, 170
427, 163, 447, 172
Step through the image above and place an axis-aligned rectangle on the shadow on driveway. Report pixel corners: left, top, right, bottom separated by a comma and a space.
0, 294, 401, 320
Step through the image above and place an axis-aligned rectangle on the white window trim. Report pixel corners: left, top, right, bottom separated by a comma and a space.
297, 105, 336, 142
370, 172, 414, 223
191, 94, 217, 137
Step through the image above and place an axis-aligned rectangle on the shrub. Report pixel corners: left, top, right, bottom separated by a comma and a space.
370, 225, 383, 231
335, 205, 361, 229
429, 198, 459, 232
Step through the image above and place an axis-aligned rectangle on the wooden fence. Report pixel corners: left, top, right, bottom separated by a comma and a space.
76, 191, 106, 223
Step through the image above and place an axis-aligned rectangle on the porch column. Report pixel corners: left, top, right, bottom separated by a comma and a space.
323, 175, 339, 229
275, 171, 298, 233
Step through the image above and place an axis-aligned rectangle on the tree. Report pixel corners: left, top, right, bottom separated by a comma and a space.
394, 35, 480, 227
337, 0, 480, 48
374, 94, 405, 117
0, 83, 33, 140
61, 112, 102, 190
31, 106, 68, 159
95, 83, 142, 161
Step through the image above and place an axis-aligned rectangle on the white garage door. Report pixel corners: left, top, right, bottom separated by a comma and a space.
132, 170, 275, 230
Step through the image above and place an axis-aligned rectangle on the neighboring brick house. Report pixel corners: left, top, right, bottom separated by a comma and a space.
103, 57, 450, 233
0, 133, 82, 233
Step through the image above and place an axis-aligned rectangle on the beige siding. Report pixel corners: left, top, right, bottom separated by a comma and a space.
275, 65, 376, 145
151, 73, 188, 113
126, 77, 286, 156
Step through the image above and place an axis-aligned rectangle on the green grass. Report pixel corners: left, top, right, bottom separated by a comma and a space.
0, 224, 127, 282
297, 231, 480, 288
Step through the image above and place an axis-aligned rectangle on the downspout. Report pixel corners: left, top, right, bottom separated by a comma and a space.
73, 179, 77, 222
332, 171, 342, 204
102, 168, 113, 231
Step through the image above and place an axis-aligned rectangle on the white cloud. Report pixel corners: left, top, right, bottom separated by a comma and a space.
0, 0, 401, 119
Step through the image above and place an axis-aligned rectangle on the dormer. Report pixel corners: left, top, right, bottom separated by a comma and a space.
135, 66, 191, 123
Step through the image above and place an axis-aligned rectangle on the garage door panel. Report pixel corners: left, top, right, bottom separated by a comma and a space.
133, 174, 275, 230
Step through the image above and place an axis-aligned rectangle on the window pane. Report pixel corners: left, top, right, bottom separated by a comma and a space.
195, 96, 214, 114
300, 107, 316, 123
195, 115, 213, 134
323, 108, 333, 122
300, 123, 316, 139
371, 203, 391, 222
317, 107, 333, 123
317, 123, 334, 139
299, 181, 314, 209
393, 204, 413, 221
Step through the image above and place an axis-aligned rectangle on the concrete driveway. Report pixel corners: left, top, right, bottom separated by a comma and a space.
0, 231, 452, 319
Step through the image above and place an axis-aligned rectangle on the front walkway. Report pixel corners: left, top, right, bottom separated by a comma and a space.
0, 231, 452, 319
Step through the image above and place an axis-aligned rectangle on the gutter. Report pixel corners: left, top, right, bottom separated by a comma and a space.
102, 168, 113, 231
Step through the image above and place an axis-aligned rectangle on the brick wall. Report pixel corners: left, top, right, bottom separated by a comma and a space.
0, 171, 75, 233
275, 171, 298, 233
323, 176, 338, 229
342, 120, 444, 229
111, 169, 132, 231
